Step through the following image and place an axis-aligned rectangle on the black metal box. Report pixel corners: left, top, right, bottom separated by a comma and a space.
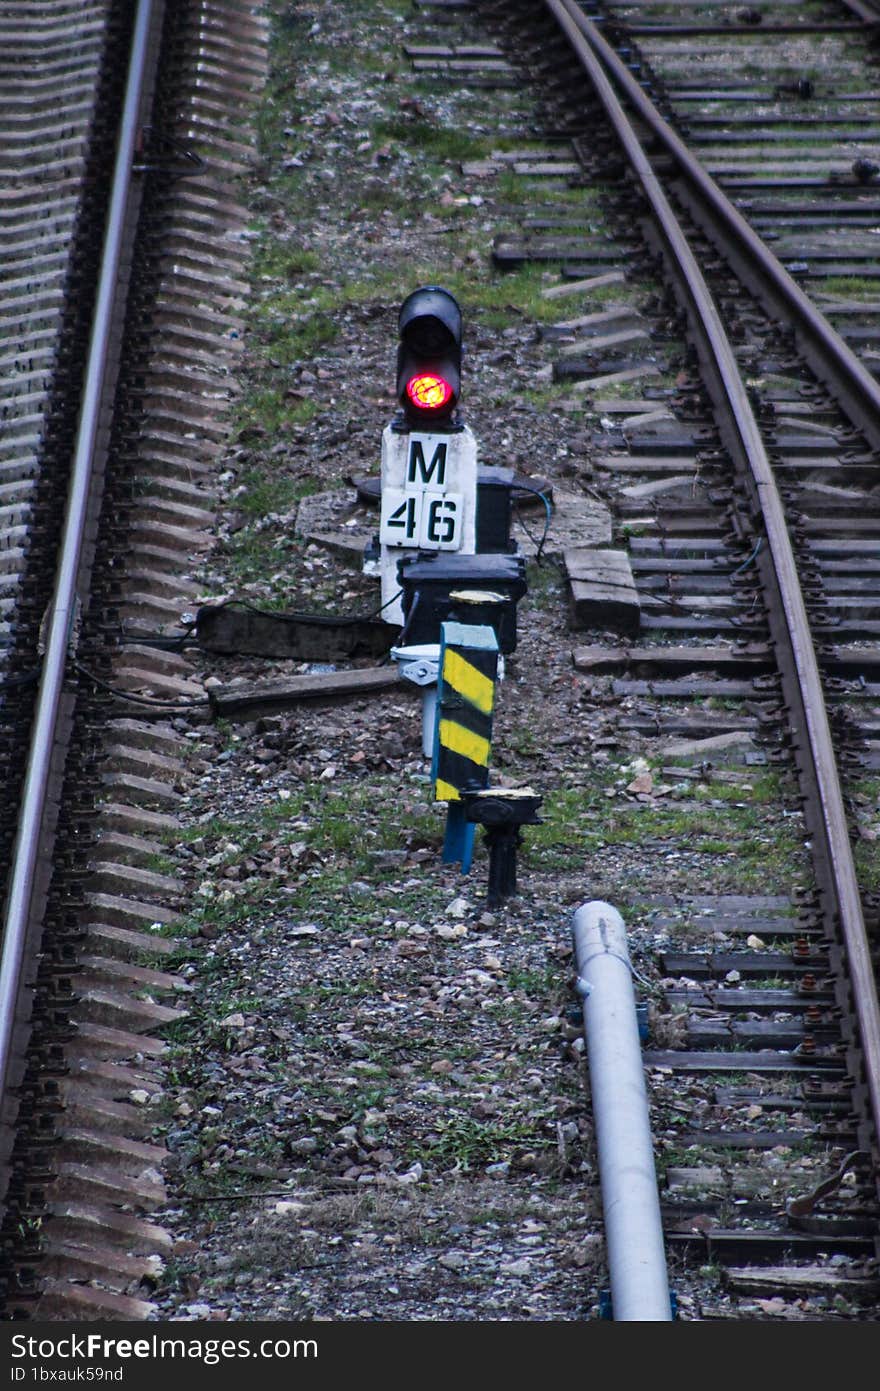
397, 552, 528, 653
476, 465, 515, 553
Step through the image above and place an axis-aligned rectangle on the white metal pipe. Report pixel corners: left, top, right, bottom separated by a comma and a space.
420, 686, 438, 758
572, 901, 671, 1320
390, 643, 439, 757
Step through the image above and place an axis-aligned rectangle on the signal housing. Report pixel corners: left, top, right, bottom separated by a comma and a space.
397, 285, 462, 426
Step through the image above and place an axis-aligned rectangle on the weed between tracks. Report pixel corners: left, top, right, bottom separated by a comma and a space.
149, 0, 840, 1323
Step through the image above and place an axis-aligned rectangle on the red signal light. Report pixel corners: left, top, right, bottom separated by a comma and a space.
397, 288, 462, 425
405, 372, 454, 414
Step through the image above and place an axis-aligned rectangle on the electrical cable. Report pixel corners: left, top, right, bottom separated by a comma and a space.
195, 586, 404, 629
731, 537, 763, 576
393, 589, 419, 648
511, 484, 552, 563
72, 659, 209, 711
0, 665, 41, 694
120, 586, 407, 654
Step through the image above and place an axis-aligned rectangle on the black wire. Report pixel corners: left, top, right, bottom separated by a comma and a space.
394, 589, 419, 647
72, 659, 209, 712
732, 538, 763, 575
121, 587, 408, 659
0, 665, 41, 694
511, 484, 552, 563
190, 587, 405, 630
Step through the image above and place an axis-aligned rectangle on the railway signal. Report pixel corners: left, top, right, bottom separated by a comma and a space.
378, 286, 478, 625
397, 285, 462, 426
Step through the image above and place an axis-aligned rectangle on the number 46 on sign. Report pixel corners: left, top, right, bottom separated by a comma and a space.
379, 488, 463, 550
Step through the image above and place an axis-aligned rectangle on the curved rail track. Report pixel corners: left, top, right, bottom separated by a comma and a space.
1, 0, 879, 1321
495, 0, 880, 1298
550, 0, 880, 1144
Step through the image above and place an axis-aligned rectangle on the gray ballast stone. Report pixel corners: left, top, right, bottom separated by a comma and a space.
565, 547, 640, 635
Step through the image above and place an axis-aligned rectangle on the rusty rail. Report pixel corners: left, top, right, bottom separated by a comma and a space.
0, 0, 159, 1211
567, 2, 880, 452
545, 0, 880, 1162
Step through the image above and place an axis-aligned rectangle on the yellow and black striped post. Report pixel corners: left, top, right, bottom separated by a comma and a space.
432, 619, 499, 868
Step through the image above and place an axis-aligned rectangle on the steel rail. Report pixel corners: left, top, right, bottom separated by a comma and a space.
0, 0, 156, 1184
619, 24, 869, 37
568, 1, 880, 454
839, 0, 880, 20
545, 0, 880, 1159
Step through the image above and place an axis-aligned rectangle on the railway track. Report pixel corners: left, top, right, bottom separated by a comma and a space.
0, 0, 265, 1320
492, 0, 880, 1305
0, 0, 878, 1322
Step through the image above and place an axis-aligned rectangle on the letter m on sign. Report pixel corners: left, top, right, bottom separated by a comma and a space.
407, 438, 447, 489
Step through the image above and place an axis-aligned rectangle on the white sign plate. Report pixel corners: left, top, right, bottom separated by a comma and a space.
378, 424, 478, 622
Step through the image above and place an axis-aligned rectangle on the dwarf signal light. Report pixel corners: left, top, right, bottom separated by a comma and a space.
406, 371, 454, 413
397, 286, 462, 426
